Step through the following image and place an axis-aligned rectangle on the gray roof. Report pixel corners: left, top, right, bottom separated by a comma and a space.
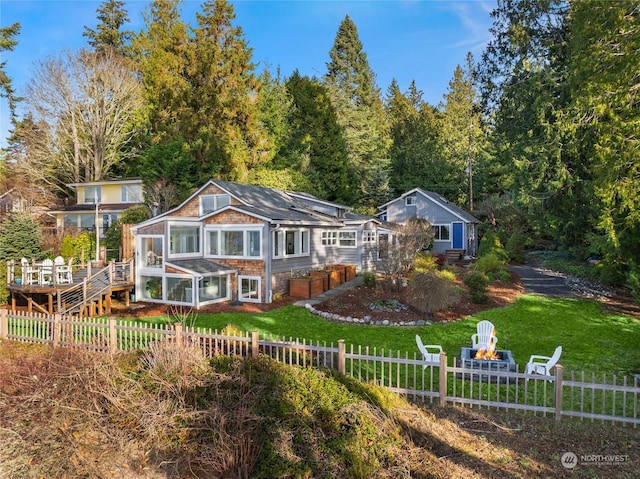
167, 259, 236, 276
214, 180, 343, 225
417, 189, 480, 223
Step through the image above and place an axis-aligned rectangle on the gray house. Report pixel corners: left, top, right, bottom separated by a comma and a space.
130, 180, 381, 307
377, 188, 480, 257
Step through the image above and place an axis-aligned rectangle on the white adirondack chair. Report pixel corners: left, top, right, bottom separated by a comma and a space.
471, 320, 498, 350
525, 346, 562, 379
416, 334, 443, 367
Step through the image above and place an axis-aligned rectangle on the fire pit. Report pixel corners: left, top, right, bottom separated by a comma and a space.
459, 347, 517, 383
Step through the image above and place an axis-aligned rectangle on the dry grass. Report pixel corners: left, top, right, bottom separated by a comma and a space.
0, 339, 638, 478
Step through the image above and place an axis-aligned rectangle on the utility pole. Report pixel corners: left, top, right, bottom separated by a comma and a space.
95, 199, 100, 262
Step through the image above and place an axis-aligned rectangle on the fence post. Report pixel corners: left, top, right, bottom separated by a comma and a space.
439, 352, 447, 407
554, 363, 563, 421
0, 308, 7, 339
251, 330, 259, 358
338, 340, 345, 375
174, 322, 183, 347
109, 317, 117, 354
53, 313, 61, 346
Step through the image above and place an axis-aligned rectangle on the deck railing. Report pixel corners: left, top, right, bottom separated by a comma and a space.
0, 310, 637, 427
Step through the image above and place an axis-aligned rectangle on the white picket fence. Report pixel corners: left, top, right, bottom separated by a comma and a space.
1, 309, 638, 427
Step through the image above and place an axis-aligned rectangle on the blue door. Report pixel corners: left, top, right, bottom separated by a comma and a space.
452, 223, 464, 249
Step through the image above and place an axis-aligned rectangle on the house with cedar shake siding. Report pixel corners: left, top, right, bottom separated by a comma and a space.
130, 180, 382, 307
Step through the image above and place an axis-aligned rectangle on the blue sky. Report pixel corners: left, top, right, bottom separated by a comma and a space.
0, 0, 496, 148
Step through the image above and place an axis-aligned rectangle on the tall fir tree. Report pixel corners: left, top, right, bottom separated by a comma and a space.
187, 0, 268, 183
438, 53, 490, 210
324, 15, 390, 205
285, 71, 355, 204
385, 79, 441, 196
83, 0, 132, 56
0, 22, 21, 120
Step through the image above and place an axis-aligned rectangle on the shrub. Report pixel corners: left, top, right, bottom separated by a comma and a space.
464, 271, 489, 303
60, 231, 95, 264
406, 270, 460, 313
506, 231, 527, 264
361, 271, 376, 286
412, 253, 439, 273
478, 230, 508, 262
476, 252, 508, 281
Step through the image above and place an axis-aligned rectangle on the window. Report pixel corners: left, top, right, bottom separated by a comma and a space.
206, 228, 261, 258
363, 231, 376, 243
338, 231, 357, 247
121, 184, 142, 203
84, 186, 101, 204
274, 229, 309, 257
378, 233, 389, 259
405, 195, 416, 206
321, 231, 337, 246
201, 194, 231, 215
166, 277, 193, 303
199, 275, 228, 302
80, 214, 95, 228
141, 236, 163, 268
433, 225, 450, 241
239, 276, 261, 302
63, 215, 78, 227
169, 224, 200, 255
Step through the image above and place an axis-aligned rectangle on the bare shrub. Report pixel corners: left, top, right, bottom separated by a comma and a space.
406, 271, 461, 313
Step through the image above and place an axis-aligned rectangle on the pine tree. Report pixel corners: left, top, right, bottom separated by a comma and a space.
324, 15, 390, 204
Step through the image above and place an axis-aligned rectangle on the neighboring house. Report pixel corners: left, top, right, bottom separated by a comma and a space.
48, 179, 145, 238
377, 188, 480, 256
130, 180, 381, 307
0, 186, 51, 222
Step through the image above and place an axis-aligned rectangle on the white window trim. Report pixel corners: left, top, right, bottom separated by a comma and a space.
239, 275, 261, 303
168, 221, 202, 258
321, 230, 338, 246
204, 225, 263, 259
273, 228, 310, 258
338, 230, 357, 248
198, 274, 231, 306
138, 234, 164, 271
433, 224, 451, 242
164, 274, 196, 306
200, 194, 231, 216
405, 195, 416, 206
363, 231, 376, 243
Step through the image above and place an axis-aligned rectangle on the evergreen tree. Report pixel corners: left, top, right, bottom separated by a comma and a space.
285, 71, 355, 204
478, 0, 577, 242
187, 0, 268, 182
83, 0, 132, 55
0, 22, 21, 119
438, 54, 490, 210
324, 15, 390, 204
0, 212, 45, 261
565, 0, 640, 273
132, 0, 190, 143
385, 80, 441, 196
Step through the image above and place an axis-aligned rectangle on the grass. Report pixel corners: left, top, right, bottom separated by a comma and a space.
133, 294, 640, 377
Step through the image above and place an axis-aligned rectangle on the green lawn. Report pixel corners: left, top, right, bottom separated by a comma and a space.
133, 294, 640, 377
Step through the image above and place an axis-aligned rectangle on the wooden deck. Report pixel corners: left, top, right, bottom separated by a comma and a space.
6, 260, 134, 316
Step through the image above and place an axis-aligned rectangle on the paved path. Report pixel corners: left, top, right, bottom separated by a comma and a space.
508, 263, 580, 298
